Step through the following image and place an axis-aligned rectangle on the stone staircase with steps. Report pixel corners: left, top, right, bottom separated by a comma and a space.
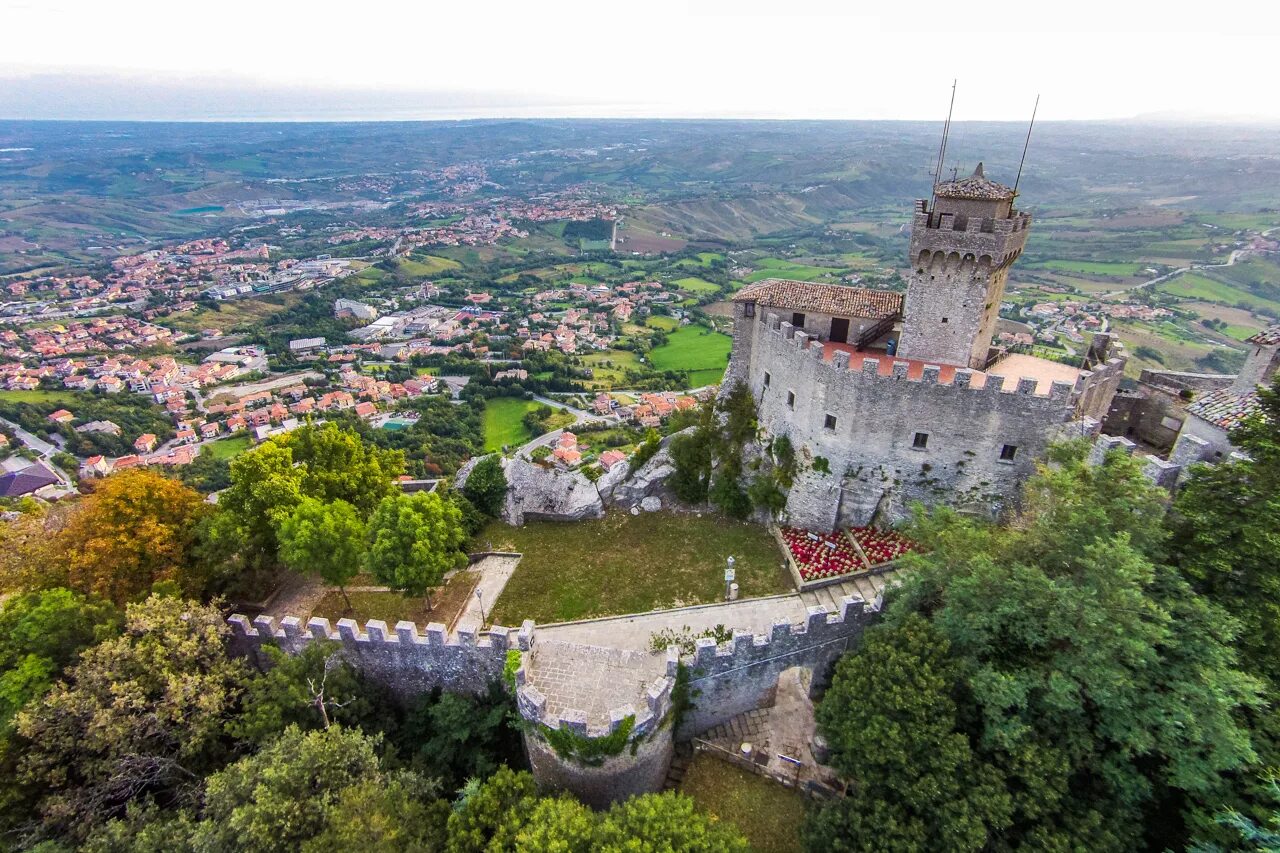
798, 571, 893, 612
663, 743, 693, 790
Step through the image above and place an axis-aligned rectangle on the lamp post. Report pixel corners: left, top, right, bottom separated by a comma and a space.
725, 556, 736, 601
475, 588, 486, 626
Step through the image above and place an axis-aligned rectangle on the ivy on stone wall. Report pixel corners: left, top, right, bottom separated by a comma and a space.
540, 714, 636, 766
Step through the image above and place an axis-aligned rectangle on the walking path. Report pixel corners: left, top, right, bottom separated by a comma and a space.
454, 554, 520, 630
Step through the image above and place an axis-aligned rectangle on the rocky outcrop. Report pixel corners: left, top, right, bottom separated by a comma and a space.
502, 457, 604, 525
599, 428, 690, 510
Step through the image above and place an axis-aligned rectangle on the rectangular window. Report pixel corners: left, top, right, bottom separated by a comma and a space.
791, 312, 806, 329
912, 432, 929, 450
941, 317, 949, 324
1000, 444, 1017, 461
824, 414, 837, 431
763, 371, 771, 387
743, 302, 755, 318
787, 391, 796, 409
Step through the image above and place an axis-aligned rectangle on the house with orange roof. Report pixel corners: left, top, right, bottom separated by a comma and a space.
47, 409, 74, 424
134, 433, 158, 453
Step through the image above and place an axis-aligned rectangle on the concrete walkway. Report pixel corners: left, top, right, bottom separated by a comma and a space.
457, 554, 521, 630
538, 570, 901, 653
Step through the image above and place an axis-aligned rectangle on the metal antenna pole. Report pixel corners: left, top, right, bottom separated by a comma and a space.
1012, 93, 1040, 199
930, 80, 957, 210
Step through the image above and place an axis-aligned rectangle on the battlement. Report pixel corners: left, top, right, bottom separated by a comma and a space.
515, 650, 677, 740
913, 198, 1032, 236
765, 313, 1078, 403
227, 612, 519, 700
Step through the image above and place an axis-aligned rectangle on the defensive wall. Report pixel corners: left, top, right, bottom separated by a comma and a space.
226, 587, 884, 806
727, 309, 1123, 530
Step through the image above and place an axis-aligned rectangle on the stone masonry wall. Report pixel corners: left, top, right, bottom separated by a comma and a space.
728, 309, 1091, 530
679, 592, 882, 737
227, 613, 518, 701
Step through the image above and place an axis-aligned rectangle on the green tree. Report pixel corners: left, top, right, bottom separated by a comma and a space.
669, 429, 714, 503
365, 492, 466, 609
597, 790, 749, 852
873, 442, 1262, 850
233, 643, 374, 746
301, 776, 449, 853
462, 455, 507, 517
446, 766, 538, 853
394, 683, 523, 789
0, 588, 120, 734
278, 497, 365, 611
192, 725, 395, 853
217, 441, 304, 567
284, 423, 404, 515
809, 614, 1011, 852
15, 595, 250, 840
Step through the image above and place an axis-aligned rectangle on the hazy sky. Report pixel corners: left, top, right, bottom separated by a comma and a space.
2, 0, 1276, 121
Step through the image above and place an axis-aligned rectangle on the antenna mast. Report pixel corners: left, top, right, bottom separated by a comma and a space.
930, 80, 957, 210
1012, 93, 1040, 199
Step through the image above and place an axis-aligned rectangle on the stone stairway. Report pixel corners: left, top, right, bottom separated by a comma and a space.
798, 571, 893, 612
663, 742, 694, 791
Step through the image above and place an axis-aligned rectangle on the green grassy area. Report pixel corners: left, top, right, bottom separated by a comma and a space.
399, 254, 462, 276
482, 511, 790, 624
205, 435, 252, 460
1161, 273, 1280, 314
1029, 259, 1146, 276
164, 293, 302, 334
0, 389, 76, 404
581, 349, 642, 389
678, 754, 805, 853
483, 397, 574, 452
743, 257, 846, 284
673, 276, 722, 294
645, 315, 680, 332
649, 325, 732, 387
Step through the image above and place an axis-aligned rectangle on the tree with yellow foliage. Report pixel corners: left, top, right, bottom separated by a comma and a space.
57, 469, 208, 606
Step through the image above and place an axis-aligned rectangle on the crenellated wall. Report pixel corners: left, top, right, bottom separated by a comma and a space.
680, 591, 883, 736
726, 309, 1105, 530
227, 613, 517, 700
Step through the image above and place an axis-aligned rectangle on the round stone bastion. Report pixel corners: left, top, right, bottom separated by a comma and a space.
515, 637, 678, 808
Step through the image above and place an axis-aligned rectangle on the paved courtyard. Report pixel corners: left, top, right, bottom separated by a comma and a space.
525, 638, 667, 722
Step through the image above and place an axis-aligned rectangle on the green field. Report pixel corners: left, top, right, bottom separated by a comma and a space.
679, 754, 805, 853
743, 257, 846, 284
482, 511, 791, 624
0, 389, 76, 404
205, 435, 252, 460
673, 276, 721, 294
398, 254, 462, 277
482, 397, 574, 452
581, 349, 642, 389
1161, 273, 1280, 314
1029, 259, 1147, 276
645, 315, 680, 332
649, 325, 732, 387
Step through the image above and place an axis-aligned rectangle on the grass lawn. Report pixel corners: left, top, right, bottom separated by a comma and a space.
581, 349, 642, 389
0, 389, 76, 404
744, 257, 846, 283
164, 293, 301, 334
679, 754, 806, 853
399, 254, 462, 276
650, 325, 732, 387
309, 570, 480, 628
205, 435, 252, 460
645, 315, 680, 332
483, 397, 574, 453
673, 276, 722, 294
480, 511, 791, 624
1161, 273, 1280, 314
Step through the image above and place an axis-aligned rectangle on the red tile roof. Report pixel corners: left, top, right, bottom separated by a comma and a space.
733, 279, 902, 319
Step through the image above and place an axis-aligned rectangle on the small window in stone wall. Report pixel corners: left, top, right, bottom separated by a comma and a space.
912, 432, 929, 450
1000, 444, 1017, 461
744, 302, 755, 318
764, 371, 771, 387
941, 317, 949, 324
792, 312, 806, 328
787, 390, 796, 409
824, 414, 837, 431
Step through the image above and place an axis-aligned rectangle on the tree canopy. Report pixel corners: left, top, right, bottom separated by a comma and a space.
365, 492, 466, 603
277, 497, 365, 609
462, 455, 507, 517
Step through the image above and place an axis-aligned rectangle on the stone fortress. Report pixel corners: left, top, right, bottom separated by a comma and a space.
725, 163, 1126, 530
226, 162, 1280, 808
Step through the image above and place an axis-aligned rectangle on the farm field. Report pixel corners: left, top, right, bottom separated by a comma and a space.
164, 293, 301, 334
649, 325, 731, 388
742, 256, 847, 284
481, 511, 791, 624
1027, 259, 1147, 277
645, 314, 680, 331
1160, 273, 1280, 315
581, 349, 641, 389
399, 254, 462, 276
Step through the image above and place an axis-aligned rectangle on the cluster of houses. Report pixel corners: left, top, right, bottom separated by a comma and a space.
519, 281, 673, 356
544, 431, 628, 471
591, 391, 699, 427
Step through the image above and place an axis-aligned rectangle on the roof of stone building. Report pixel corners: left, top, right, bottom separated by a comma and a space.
934, 162, 1014, 201
1187, 388, 1261, 430
732, 279, 903, 318
1246, 325, 1280, 346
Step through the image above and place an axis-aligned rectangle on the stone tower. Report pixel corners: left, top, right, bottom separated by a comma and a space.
897, 163, 1032, 370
